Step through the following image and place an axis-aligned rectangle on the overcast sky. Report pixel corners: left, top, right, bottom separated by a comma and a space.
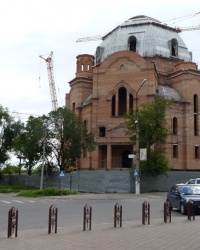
0, 0, 200, 122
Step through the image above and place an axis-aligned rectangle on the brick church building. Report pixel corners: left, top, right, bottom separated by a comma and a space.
65, 15, 200, 171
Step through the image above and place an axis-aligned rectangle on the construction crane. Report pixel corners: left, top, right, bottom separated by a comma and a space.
175, 25, 200, 33
76, 12, 200, 43
39, 51, 58, 111
76, 34, 104, 43
76, 24, 200, 42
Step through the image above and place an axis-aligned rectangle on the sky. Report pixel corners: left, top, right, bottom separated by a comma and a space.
0, 0, 200, 123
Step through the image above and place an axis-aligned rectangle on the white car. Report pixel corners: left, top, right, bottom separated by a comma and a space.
185, 178, 200, 185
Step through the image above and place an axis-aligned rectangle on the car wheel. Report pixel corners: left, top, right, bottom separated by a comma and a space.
180, 203, 186, 215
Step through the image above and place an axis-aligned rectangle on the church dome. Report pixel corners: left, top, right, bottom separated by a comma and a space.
95, 15, 192, 65
156, 85, 182, 101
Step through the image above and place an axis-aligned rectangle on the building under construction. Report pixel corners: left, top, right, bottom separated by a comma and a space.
65, 15, 200, 171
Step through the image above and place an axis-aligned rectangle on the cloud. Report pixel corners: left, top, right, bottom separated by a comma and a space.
0, 0, 199, 120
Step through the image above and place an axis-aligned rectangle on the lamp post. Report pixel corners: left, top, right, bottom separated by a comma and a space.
135, 79, 147, 195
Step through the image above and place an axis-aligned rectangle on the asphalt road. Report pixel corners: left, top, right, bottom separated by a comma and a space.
0, 192, 183, 233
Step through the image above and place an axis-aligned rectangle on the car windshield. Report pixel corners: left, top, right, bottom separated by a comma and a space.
178, 186, 200, 195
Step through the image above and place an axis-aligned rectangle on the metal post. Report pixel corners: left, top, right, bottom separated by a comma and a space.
135, 107, 140, 195
135, 79, 147, 196
48, 205, 58, 234
40, 138, 45, 190
114, 203, 122, 228
83, 204, 92, 231
164, 201, 171, 223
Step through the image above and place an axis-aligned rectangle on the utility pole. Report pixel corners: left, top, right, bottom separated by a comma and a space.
135, 79, 147, 195
40, 137, 45, 190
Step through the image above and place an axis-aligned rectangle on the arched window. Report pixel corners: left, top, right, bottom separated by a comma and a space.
194, 94, 199, 136
171, 39, 178, 56
129, 94, 133, 112
118, 87, 127, 116
129, 36, 137, 52
173, 117, 178, 135
111, 95, 116, 116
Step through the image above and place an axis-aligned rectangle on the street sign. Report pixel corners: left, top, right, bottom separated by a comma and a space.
140, 148, 147, 161
59, 170, 66, 177
133, 169, 139, 176
128, 154, 135, 159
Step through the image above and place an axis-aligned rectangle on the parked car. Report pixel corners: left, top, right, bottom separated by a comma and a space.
166, 184, 200, 215
185, 178, 200, 185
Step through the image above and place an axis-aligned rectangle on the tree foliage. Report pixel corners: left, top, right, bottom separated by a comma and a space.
11, 107, 96, 173
12, 115, 52, 175
0, 105, 23, 166
1, 104, 95, 173
125, 98, 172, 176
47, 107, 96, 170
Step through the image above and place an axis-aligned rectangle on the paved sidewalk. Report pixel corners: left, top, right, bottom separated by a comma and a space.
1, 193, 200, 250
46, 191, 167, 200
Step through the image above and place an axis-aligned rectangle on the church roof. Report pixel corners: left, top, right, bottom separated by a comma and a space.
95, 15, 191, 64
156, 85, 182, 101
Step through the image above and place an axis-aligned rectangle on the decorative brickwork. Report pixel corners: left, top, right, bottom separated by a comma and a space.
66, 16, 200, 171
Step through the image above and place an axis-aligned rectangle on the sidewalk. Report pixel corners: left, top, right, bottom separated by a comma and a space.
47, 191, 167, 200
1, 193, 200, 250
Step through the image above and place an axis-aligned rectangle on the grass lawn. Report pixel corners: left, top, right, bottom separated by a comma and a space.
0, 185, 78, 197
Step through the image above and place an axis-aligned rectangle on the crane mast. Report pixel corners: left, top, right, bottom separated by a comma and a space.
39, 51, 58, 111
176, 25, 200, 33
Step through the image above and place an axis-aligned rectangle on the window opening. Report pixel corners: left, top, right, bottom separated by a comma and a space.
72, 102, 75, 112
173, 144, 178, 158
194, 94, 198, 136
112, 95, 116, 116
195, 145, 200, 159
84, 120, 88, 128
171, 39, 178, 56
99, 127, 106, 137
129, 36, 137, 52
129, 94, 133, 113
172, 117, 178, 135
118, 87, 127, 116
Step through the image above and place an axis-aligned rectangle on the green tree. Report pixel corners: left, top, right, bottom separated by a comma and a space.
12, 116, 52, 175
0, 105, 23, 166
125, 98, 172, 176
47, 107, 96, 170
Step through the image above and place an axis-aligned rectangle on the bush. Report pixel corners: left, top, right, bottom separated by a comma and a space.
17, 187, 77, 197
1, 164, 19, 174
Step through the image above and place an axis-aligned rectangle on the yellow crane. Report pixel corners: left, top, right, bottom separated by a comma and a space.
39, 51, 58, 111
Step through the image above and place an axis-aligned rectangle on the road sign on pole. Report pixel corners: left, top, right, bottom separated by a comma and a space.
59, 170, 66, 177
133, 169, 139, 177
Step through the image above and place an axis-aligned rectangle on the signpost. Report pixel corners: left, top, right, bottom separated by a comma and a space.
58, 170, 66, 189
59, 170, 66, 177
